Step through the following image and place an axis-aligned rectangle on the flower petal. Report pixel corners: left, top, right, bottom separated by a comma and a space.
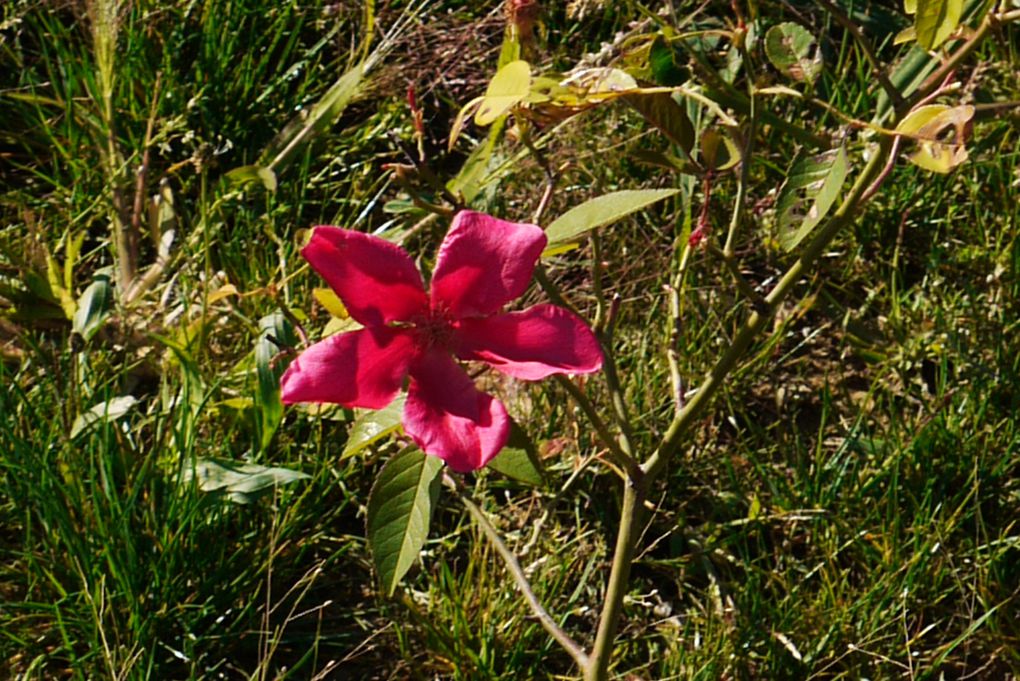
430, 211, 547, 318
303, 227, 428, 327
280, 327, 416, 409
455, 304, 603, 380
403, 351, 509, 472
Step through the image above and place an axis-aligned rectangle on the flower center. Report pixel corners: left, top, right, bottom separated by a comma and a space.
411, 310, 455, 351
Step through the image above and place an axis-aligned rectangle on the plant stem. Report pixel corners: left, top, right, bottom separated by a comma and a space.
645, 137, 891, 482
583, 137, 895, 681
447, 475, 590, 670
554, 375, 639, 479
908, 8, 997, 107
584, 478, 643, 681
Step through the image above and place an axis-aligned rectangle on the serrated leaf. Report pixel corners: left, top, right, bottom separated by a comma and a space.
72, 270, 113, 342
623, 91, 695, 156
183, 458, 310, 504
343, 394, 407, 458
545, 189, 680, 244
913, 0, 962, 49
487, 419, 543, 486
895, 104, 973, 173
367, 447, 444, 595
764, 22, 822, 83
475, 60, 531, 126
71, 396, 138, 439
776, 145, 849, 251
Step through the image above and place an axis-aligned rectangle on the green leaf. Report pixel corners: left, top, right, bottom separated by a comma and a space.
447, 127, 499, 203
648, 36, 686, 86
71, 396, 138, 439
487, 420, 544, 486
775, 145, 849, 251
184, 458, 310, 504
312, 288, 348, 319
764, 22, 822, 83
913, 0, 962, 49
895, 104, 974, 173
475, 60, 531, 126
259, 62, 365, 172
225, 165, 279, 192
71, 270, 113, 342
700, 128, 740, 172
623, 91, 695, 156
545, 189, 680, 244
343, 394, 407, 459
255, 312, 297, 451
367, 447, 444, 595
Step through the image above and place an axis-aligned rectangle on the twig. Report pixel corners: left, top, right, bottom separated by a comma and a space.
704, 241, 768, 313
553, 374, 639, 479
522, 124, 557, 224
908, 10, 997, 108
585, 136, 896, 681
445, 474, 590, 671
665, 283, 684, 416
589, 234, 638, 460
533, 264, 582, 318
860, 134, 902, 204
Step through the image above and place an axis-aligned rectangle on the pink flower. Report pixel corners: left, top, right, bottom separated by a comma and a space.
280, 211, 603, 472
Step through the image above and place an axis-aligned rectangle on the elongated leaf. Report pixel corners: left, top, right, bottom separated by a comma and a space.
545, 189, 680, 244
312, 287, 348, 319
367, 447, 443, 595
873, 46, 939, 123
255, 312, 297, 451
447, 127, 499, 202
764, 23, 822, 83
776, 145, 849, 251
487, 419, 544, 486
487, 448, 542, 485
184, 458, 310, 504
259, 63, 365, 172
71, 396, 138, 439
475, 60, 531, 126
225, 165, 277, 192
623, 91, 695, 156
913, 0, 962, 49
72, 270, 113, 342
343, 394, 407, 458
895, 104, 974, 173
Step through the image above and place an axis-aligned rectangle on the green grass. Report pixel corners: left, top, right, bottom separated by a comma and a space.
2, 0, 1019, 678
